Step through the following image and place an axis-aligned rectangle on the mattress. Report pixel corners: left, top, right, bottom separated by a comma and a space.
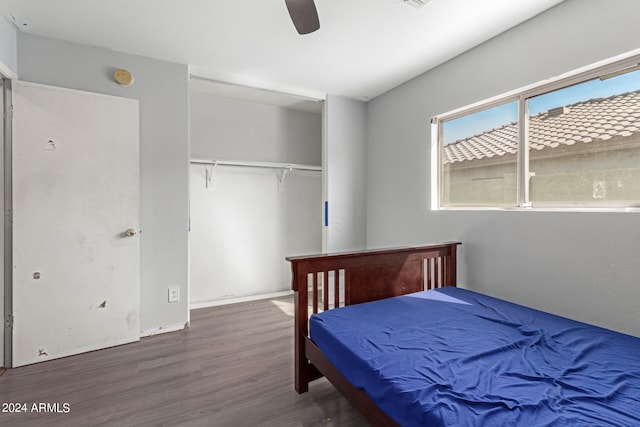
309, 286, 640, 426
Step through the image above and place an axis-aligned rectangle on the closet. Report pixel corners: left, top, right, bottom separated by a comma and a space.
188, 78, 323, 307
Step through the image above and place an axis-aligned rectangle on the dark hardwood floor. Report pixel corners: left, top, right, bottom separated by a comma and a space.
0, 296, 367, 427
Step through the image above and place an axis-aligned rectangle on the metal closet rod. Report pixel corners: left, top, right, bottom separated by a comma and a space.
190, 158, 322, 172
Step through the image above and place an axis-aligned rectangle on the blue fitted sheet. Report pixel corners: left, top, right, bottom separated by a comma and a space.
309, 287, 640, 426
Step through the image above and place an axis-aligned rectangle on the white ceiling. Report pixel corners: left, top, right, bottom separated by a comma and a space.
2, 0, 564, 103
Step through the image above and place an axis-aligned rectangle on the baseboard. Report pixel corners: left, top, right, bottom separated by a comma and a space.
140, 290, 293, 335
140, 322, 186, 338
190, 290, 293, 310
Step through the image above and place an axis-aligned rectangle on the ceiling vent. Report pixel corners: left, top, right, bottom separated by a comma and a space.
401, 0, 431, 9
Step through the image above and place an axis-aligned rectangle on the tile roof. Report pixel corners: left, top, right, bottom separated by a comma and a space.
443, 90, 640, 164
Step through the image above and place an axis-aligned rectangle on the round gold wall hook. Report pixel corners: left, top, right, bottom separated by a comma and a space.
114, 68, 134, 87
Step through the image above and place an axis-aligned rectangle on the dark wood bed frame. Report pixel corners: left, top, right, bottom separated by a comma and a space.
287, 242, 461, 427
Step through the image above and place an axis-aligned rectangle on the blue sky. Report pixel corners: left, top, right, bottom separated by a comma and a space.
443, 69, 640, 144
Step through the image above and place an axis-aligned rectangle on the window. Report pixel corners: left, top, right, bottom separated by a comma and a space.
435, 54, 640, 210
441, 100, 519, 207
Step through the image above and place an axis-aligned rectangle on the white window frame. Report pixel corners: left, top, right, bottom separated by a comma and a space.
432, 49, 640, 213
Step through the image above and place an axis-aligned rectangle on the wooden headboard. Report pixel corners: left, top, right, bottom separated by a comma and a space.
287, 242, 461, 394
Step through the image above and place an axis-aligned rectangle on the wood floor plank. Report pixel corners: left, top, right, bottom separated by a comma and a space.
0, 296, 367, 427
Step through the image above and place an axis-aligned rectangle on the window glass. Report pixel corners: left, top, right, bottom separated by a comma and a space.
527, 70, 640, 206
441, 101, 518, 207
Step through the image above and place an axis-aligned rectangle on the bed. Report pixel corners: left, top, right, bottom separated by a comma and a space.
286, 242, 640, 426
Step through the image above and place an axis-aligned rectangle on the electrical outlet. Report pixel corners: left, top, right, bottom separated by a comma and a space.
168, 287, 180, 303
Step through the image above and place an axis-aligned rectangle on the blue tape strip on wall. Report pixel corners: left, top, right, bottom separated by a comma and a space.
324, 201, 328, 227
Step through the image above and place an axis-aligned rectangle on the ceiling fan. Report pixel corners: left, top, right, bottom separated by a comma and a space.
285, 0, 320, 34
284, 0, 431, 35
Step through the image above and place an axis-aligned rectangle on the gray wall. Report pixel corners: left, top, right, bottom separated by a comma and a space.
17, 33, 190, 334
0, 16, 17, 78
190, 91, 322, 165
1, 79, 5, 367
0, 16, 17, 368
324, 95, 367, 252
366, 0, 640, 336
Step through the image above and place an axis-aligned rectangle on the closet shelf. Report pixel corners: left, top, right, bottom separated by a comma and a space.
191, 158, 322, 189
191, 158, 322, 171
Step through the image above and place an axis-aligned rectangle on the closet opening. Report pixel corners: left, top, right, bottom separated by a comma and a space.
188, 76, 324, 311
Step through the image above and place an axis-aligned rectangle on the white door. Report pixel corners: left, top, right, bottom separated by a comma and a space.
10, 81, 140, 367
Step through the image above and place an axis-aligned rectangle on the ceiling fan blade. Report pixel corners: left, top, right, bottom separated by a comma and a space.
285, 0, 320, 34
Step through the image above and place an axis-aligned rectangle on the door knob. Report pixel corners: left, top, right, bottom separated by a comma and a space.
125, 228, 137, 237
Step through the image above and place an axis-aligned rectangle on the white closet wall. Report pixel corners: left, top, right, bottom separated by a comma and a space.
189, 85, 322, 305
190, 90, 321, 164
190, 165, 321, 303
